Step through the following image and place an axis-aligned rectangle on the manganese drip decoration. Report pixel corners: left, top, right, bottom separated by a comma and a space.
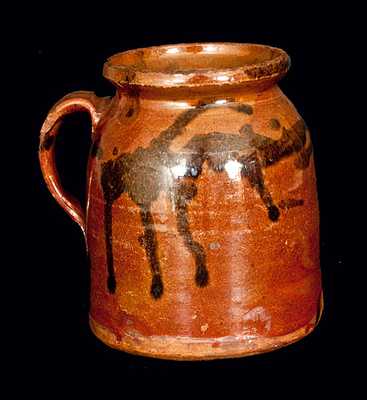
100, 100, 312, 299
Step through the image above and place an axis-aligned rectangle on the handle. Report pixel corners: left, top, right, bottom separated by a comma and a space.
39, 90, 111, 236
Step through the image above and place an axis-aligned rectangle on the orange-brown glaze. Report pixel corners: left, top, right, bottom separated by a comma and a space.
39, 43, 322, 360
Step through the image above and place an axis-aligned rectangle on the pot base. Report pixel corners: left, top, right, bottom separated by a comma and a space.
89, 295, 323, 361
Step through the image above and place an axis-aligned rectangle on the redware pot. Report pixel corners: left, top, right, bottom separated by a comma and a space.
39, 43, 323, 360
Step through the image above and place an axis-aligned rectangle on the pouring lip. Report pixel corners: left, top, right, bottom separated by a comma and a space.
103, 42, 291, 89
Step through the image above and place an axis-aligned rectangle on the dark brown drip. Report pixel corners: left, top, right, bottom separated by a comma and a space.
139, 208, 164, 298
173, 182, 209, 287
269, 118, 281, 130
295, 142, 313, 169
278, 198, 305, 209
101, 100, 311, 298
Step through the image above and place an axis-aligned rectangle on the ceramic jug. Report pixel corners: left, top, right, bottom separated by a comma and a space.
39, 43, 323, 360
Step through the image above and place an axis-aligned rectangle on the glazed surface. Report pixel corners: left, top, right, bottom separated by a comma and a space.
86, 85, 321, 343
39, 43, 322, 359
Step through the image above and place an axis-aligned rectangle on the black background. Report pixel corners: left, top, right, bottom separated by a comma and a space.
14, 4, 360, 393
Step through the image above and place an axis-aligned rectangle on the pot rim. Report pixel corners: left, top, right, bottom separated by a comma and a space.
103, 42, 290, 89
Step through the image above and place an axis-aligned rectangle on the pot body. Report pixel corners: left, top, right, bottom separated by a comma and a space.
39, 43, 322, 360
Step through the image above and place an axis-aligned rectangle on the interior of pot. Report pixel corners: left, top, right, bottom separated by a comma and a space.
103, 43, 290, 88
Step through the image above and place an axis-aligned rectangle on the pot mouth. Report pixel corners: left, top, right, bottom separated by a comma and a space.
103, 43, 290, 89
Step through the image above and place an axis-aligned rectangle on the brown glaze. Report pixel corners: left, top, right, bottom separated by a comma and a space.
39, 43, 322, 360
100, 102, 311, 300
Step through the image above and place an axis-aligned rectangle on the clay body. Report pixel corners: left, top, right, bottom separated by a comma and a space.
39, 43, 322, 360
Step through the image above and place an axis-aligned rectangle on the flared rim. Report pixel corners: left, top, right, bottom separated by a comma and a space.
103, 42, 290, 88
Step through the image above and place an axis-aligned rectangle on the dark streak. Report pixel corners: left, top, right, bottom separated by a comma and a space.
127, 85, 141, 97
295, 143, 313, 169
113, 147, 118, 156
269, 118, 281, 130
139, 208, 164, 298
101, 158, 126, 293
41, 132, 55, 151
268, 205, 281, 221
278, 198, 304, 209
246, 57, 290, 79
174, 182, 209, 287
126, 107, 134, 117
122, 69, 136, 84
100, 99, 312, 299
240, 120, 307, 167
239, 152, 279, 221
233, 104, 253, 115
